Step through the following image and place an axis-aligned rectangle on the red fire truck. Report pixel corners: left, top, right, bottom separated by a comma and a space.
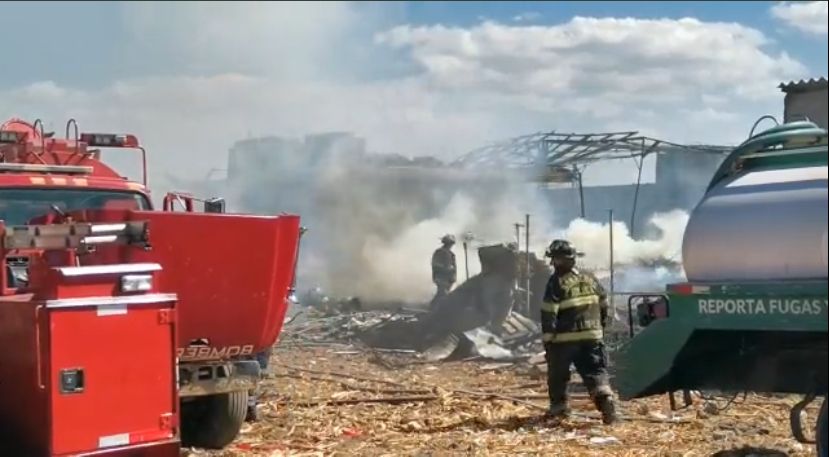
0, 118, 301, 455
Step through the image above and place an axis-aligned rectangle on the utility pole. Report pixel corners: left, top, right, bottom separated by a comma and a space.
462, 232, 474, 281
512, 222, 525, 314
575, 166, 586, 218
608, 209, 615, 311
525, 214, 531, 316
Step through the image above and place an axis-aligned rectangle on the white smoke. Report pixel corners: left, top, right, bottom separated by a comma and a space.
322, 181, 556, 303
559, 209, 689, 268
227, 133, 699, 303
359, 194, 480, 302
552, 210, 691, 293
354, 203, 690, 302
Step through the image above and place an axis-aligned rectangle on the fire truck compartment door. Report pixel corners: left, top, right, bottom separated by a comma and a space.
47, 296, 176, 455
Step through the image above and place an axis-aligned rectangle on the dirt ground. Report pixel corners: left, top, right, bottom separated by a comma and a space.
181, 343, 821, 457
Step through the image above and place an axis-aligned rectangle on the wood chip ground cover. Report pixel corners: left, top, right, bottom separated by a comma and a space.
182, 346, 820, 456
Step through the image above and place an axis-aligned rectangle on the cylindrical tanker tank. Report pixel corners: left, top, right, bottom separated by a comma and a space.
682, 123, 828, 283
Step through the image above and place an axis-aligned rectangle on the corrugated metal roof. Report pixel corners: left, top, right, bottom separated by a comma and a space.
778, 77, 828, 92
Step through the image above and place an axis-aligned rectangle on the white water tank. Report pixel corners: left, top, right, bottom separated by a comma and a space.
682, 165, 828, 282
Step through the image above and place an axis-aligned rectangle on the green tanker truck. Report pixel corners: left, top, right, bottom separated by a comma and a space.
615, 119, 828, 456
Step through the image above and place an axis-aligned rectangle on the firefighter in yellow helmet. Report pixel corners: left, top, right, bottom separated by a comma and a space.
541, 240, 618, 424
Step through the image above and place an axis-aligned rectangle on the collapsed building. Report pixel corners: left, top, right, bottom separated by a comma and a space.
452, 131, 729, 237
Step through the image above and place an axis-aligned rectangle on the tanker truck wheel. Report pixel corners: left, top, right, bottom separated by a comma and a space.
180, 390, 248, 449
818, 398, 828, 457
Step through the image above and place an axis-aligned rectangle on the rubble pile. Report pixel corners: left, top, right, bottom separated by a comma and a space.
281, 242, 546, 364
278, 310, 421, 347
279, 307, 542, 364
283, 258, 638, 369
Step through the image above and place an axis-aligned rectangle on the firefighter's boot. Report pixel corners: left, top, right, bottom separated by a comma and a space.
546, 401, 570, 419
594, 393, 619, 425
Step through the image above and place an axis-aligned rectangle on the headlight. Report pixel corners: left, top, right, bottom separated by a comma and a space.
121, 274, 153, 293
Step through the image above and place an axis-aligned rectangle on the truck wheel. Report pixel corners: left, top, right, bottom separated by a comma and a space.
818, 398, 828, 457
180, 391, 248, 449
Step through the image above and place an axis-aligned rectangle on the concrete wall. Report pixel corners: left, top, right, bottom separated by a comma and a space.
784, 87, 828, 129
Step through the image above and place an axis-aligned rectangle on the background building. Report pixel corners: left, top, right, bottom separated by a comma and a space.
780, 77, 828, 129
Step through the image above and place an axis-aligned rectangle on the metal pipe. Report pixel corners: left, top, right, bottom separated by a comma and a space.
30, 119, 49, 165
461, 231, 474, 281
289, 227, 308, 296
627, 297, 636, 339
577, 168, 585, 218
463, 241, 470, 281
630, 143, 645, 237
65, 118, 79, 153
608, 209, 615, 311
139, 147, 148, 187
525, 213, 531, 316
749, 114, 779, 138
512, 222, 522, 311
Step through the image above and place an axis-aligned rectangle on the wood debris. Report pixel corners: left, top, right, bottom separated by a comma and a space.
182, 345, 820, 457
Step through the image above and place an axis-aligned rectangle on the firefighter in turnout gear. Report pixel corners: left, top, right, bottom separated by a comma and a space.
431, 234, 457, 307
541, 239, 618, 424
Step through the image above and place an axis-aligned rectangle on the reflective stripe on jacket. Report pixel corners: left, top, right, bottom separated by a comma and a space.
541, 268, 606, 344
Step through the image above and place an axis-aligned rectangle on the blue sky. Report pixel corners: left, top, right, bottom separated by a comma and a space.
1, 1, 827, 184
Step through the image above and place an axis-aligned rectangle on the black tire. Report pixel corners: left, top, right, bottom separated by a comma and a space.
180, 390, 248, 449
818, 398, 828, 457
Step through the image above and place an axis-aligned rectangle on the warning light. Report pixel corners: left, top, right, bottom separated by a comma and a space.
80, 133, 140, 148
0, 131, 23, 144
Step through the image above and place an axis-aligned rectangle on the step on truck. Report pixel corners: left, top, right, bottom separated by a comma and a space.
0, 118, 302, 453
615, 119, 828, 456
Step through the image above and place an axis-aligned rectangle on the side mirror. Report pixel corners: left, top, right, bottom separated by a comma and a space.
204, 197, 226, 214
627, 294, 670, 338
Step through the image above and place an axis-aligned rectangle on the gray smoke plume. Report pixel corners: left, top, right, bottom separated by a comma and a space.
223, 132, 711, 304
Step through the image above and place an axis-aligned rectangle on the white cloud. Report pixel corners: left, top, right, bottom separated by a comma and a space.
1, 10, 811, 195
375, 17, 806, 142
376, 17, 803, 103
771, 1, 829, 36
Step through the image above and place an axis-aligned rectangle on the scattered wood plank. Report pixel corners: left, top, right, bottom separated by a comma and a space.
276, 372, 432, 396
277, 394, 439, 408
276, 362, 418, 390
